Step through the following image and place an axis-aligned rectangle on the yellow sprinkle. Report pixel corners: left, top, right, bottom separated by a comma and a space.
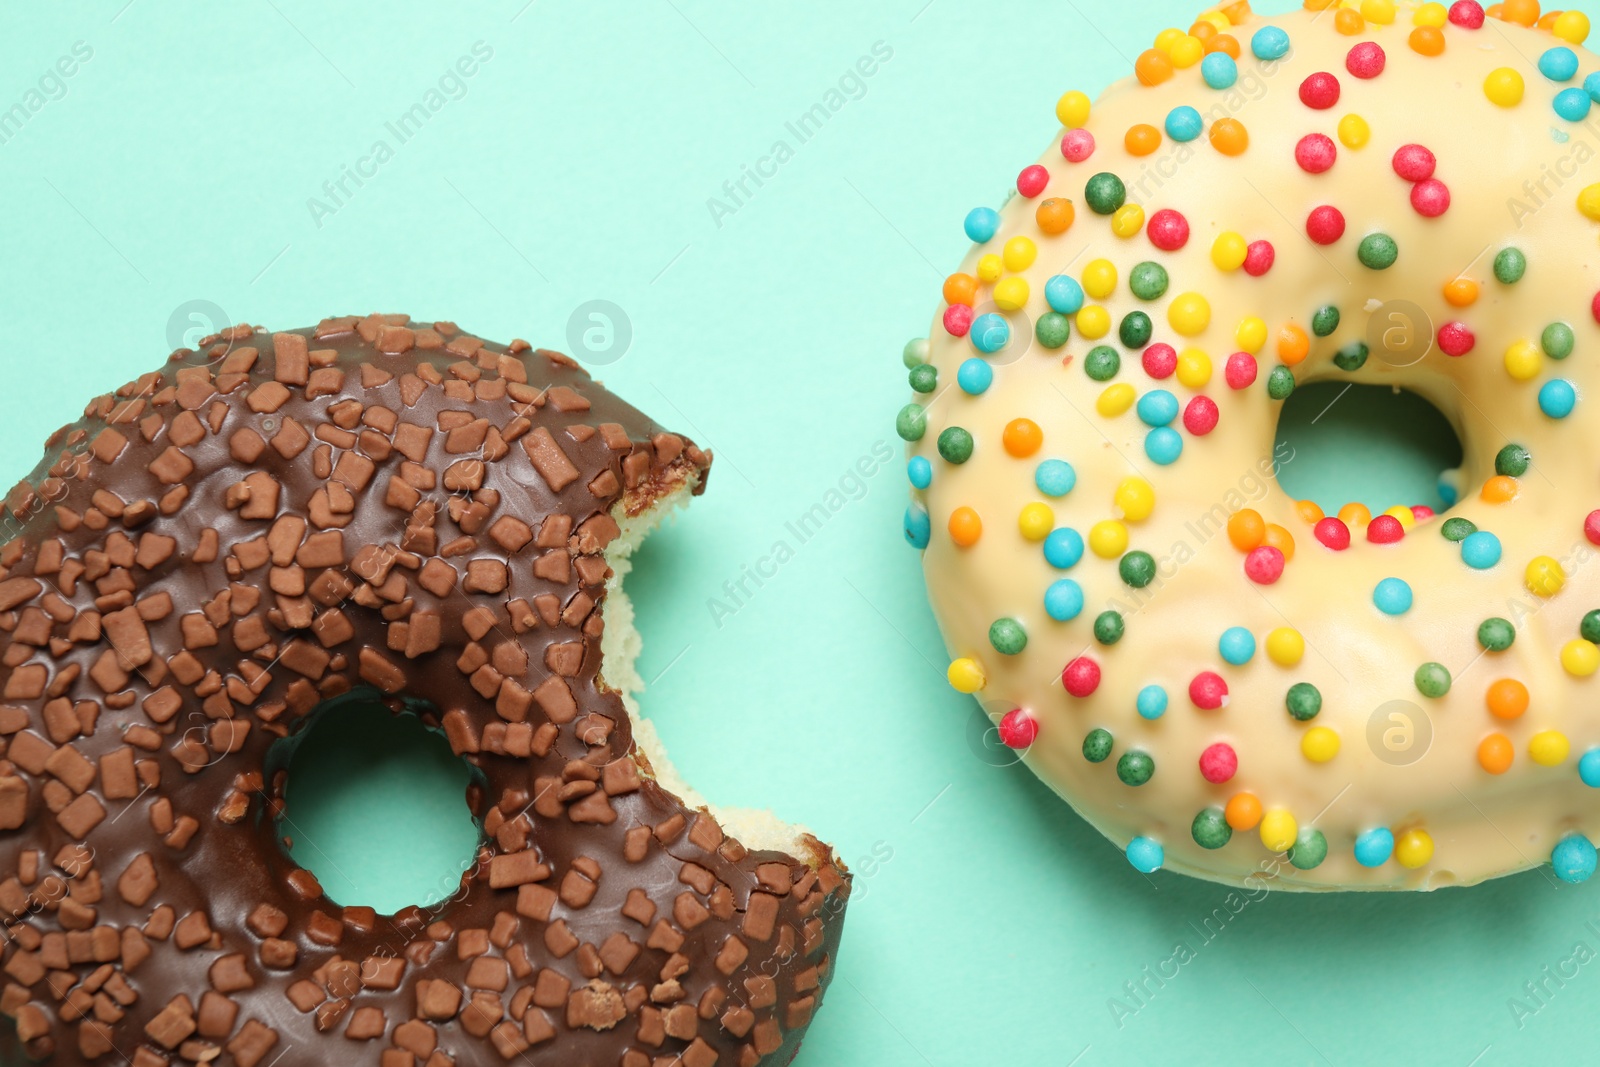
1111, 203, 1145, 238
1169, 35, 1204, 68
1504, 339, 1542, 381
1114, 477, 1156, 522
1212, 232, 1248, 271
1579, 183, 1600, 222
1082, 258, 1118, 299
1561, 639, 1600, 677
1056, 90, 1091, 128
1176, 348, 1213, 389
1530, 730, 1572, 766
1301, 727, 1340, 763
1525, 555, 1567, 598
1484, 67, 1525, 108
1337, 113, 1370, 149
1168, 293, 1211, 337
947, 657, 985, 693
993, 276, 1030, 312
1382, 505, 1416, 530
1554, 10, 1591, 45
977, 253, 1003, 283
1236, 316, 1267, 354
1076, 305, 1111, 340
1096, 383, 1136, 418
1395, 828, 1434, 869
1153, 27, 1184, 52
1413, 2, 1447, 26
1002, 236, 1037, 272
1265, 627, 1305, 666
1089, 520, 1128, 559
1018, 502, 1055, 541
1197, 10, 1230, 30
1259, 809, 1297, 853
1360, 0, 1396, 24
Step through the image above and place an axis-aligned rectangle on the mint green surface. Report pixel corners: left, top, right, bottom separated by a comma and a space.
2, 2, 1597, 1064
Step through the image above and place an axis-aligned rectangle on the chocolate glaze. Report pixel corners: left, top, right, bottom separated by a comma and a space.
0, 316, 849, 1066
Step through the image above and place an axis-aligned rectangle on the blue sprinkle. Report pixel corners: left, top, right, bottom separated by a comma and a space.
1125, 836, 1164, 874
1540, 46, 1580, 82
970, 313, 1010, 354
957, 357, 994, 395
1553, 834, 1598, 883
1218, 626, 1256, 666
1461, 530, 1502, 570
1555, 87, 1592, 121
1587, 71, 1600, 102
1373, 577, 1414, 616
1201, 52, 1237, 90
1136, 389, 1180, 427
1136, 685, 1168, 720
1045, 275, 1086, 315
1144, 427, 1183, 465
1165, 105, 1204, 143
907, 456, 932, 490
1354, 827, 1394, 868
1044, 578, 1085, 622
1251, 26, 1290, 61
1540, 378, 1577, 418
1035, 459, 1077, 497
963, 207, 999, 243
1437, 475, 1460, 507
903, 504, 930, 549
1043, 527, 1085, 570
1581, 749, 1600, 787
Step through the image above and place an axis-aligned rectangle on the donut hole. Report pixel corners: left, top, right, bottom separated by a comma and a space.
1273, 381, 1463, 515
272, 694, 482, 914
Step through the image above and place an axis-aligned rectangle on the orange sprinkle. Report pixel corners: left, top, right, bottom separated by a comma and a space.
1486, 678, 1529, 720
1002, 418, 1043, 457
1035, 198, 1075, 236
1125, 124, 1163, 156
1205, 33, 1241, 57
1335, 8, 1366, 33
1263, 523, 1296, 562
1410, 26, 1446, 54
943, 273, 978, 307
1481, 475, 1519, 503
1209, 118, 1249, 156
1501, 0, 1539, 25
1538, 11, 1562, 30
1227, 508, 1266, 552
948, 507, 982, 547
1443, 277, 1480, 307
1276, 323, 1310, 365
1225, 792, 1263, 831
1136, 48, 1175, 86
1486, 3, 1504, 16
1478, 733, 1514, 774
1220, 0, 1253, 21
1294, 499, 1324, 523
1303, 0, 1339, 8
1338, 502, 1372, 526
1189, 20, 1219, 40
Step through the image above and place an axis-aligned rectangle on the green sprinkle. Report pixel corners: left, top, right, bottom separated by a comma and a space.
1582, 610, 1600, 644
1415, 662, 1452, 698
1440, 517, 1477, 542
1036, 312, 1071, 350
1494, 247, 1527, 284
1093, 611, 1125, 645
988, 618, 1027, 655
937, 426, 973, 464
1119, 550, 1157, 588
1286, 682, 1322, 721
1129, 261, 1169, 301
902, 337, 929, 368
1478, 617, 1516, 651
1119, 311, 1153, 350
1312, 305, 1341, 337
1358, 233, 1399, 270
1085, 346, 1121, 381
1083, 728, 1114, 763
908, 364, 937, 394
1288, 827, 1328, 870
1333, 341, 1368, 372
1495, 444, 1530, 477
895, 404, 927, 441
1084, 172, 1127, 215
1116, 750, 1154, 786
1267, 365, 1296, 400
1542, 322, 1575, 360
1192, 808, 1232, 850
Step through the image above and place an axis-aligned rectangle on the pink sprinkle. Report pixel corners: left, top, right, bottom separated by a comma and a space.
1244, 545, 1285, 584
1017, 164, 1050, 197
1295, 133, 1337, 174
1190, 672, 1229, 710
1243, 240, 1275, 276
1585, 509, 1600, 546
1199, 742, 1237, 784
1225, 352, 1258, 389
1411, 178, 1450, 217
1148, 208, 1190, 251
1060, 129, 1095, 163
943, 303, 974, 337
1314, 517, 1351, 550
998, 708, 1038, 749
1299, 72, 1341, 110
1449, 0, 1485, 28
1366, 515, 1405, 544
1183, 396, 1219, 435
1143, 343, 1178, 379
1392, 144, 1437, 182
1591, 289, 1600, 324
1346, 41, 1386, 79
1439, 321, 1474, 356
1306, 205, 1346, 245
1411, 505, 1435, 521
1062, 657, 1101, 697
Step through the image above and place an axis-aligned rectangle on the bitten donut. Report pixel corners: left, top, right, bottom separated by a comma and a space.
0, 315, 848, 1064
900, 0, 1600, 889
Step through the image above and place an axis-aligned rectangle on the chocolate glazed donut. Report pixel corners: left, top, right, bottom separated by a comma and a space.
0, 315, 849, 1066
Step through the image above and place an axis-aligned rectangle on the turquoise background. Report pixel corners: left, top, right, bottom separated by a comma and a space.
2, 2, 1597, 1063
